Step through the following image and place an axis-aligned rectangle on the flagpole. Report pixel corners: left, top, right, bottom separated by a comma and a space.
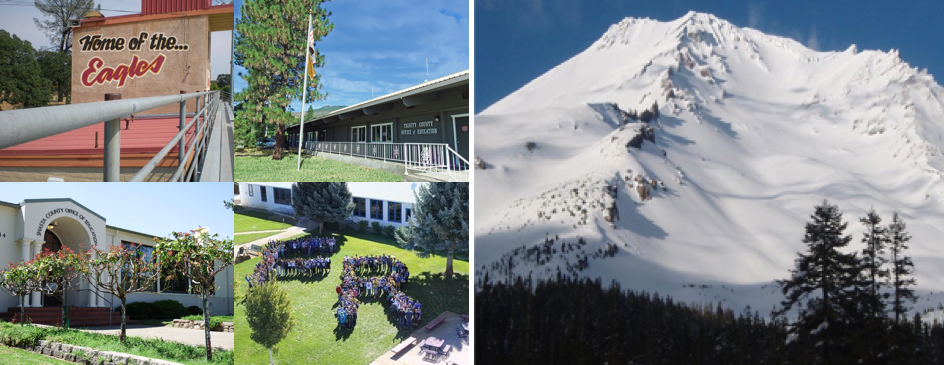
297, 14, 312, 171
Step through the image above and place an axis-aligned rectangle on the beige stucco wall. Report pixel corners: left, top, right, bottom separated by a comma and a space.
71, 15, 211, 114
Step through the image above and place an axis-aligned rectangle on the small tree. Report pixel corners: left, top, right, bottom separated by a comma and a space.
859, 207, 889, 319
291, 182, 353, 235
245, 280, 296, 365
887, 212, 917, 323
154, 228, 234, 361
396, 183, 469, 278
87, 243, 162, 343
0, 261, 40, 323
32, 247, 89, 328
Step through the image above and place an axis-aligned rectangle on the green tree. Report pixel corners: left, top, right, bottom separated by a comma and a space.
0, 261, 40, 323
396, 183, 468, 278
887, 212, 917, 323
36, 50, 70, 103
154, 228, 234, 361
859, 207, 888, 319
291, 182, 353, 235
32, 246, 89, 328
234, 0, 333, 160
245, 279, 295, 365
87, 243, 161, 343
776, 200, 860, 364
33, 0, 95, 54
0, 30, 51, 109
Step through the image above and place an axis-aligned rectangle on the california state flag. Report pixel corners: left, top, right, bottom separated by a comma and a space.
306, 27, 316, 79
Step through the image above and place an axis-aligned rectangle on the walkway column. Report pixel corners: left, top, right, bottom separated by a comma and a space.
87, 250, 96, 307
30, 242, 42, 307
17, 239, 32, 307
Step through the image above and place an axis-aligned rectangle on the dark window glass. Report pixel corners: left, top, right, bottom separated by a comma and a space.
274, 188, 291, 205
370, 200, 384, 220
388, 202, 402, 223
353, 198, 366, 217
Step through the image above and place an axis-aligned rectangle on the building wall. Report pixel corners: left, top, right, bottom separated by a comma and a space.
289, 84, 469, 155
71, 15, 211, 114
237, 183, 414, 228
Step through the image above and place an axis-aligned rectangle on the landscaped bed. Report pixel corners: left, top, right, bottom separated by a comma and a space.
235, 151, 403, 182
0, 322, 233, 365
234, 231, 469, 364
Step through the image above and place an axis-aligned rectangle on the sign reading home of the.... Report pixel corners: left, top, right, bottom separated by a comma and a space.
35, 208, 98, 245
77, 32, 188, 88
400, 120, 438, 135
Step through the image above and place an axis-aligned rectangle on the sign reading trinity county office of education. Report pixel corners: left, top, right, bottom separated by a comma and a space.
35, 208, 99, 245
77, 32, 189, 88
401, 120, 439, 135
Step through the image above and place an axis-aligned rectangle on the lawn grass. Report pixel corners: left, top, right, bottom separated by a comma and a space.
234, 232, 280, 245
0, 344, 70, 364
234, 231, 469, 365
0, 322, 233, 365
234, 210, 293, 233
235, 152, 403, 182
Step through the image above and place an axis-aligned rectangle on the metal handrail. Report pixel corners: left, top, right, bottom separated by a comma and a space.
0, 91, 218, 182
304, 141, 470, 181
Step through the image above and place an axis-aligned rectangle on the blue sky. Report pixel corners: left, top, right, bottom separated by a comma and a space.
0, 183, 234, 240
475, 0, 944, 113
233, 0, 470, 113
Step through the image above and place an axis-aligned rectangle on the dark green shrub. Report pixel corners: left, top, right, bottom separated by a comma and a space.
124, 301, 155, 320
382, 225, 396, 238
357, 220, 368, 232
371, 221, 382, 234
0, 321, 48, 347
151, 299, 190, 319
187, 305, 203, 316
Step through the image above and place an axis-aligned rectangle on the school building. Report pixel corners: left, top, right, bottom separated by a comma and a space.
0, 0, 234, 182
285, 71, 470, 181
236, 182, 420, 228
0, 198, 235, 324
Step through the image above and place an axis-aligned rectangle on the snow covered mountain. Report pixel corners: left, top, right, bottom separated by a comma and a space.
474, 11, 944, 316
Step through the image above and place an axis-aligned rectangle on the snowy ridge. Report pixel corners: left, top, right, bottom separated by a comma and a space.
475, 12, 944, 315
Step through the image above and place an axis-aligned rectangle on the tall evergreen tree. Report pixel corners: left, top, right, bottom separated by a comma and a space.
291, 182, 353, 235
396, 183, 468, 278
859, 207, 889, 319
887, 212, 917, 324
777, 200, 859, 365
234, 0, 333, 160
0, 30, 51, 109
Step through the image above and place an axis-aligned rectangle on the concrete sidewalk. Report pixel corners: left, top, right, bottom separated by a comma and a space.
235, 226, 308, 254
69, 324, 234, 351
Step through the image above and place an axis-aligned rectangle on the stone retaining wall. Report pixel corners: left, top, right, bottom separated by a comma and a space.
29, 340, 184, 365
171, 319, 235, 332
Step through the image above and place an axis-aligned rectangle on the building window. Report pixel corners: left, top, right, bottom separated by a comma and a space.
353, 197, 366, 217
121, 241, 156, 292
370, 200, 384, 220
388, 202, 402, 223
352, 126, 367, 142
274, 188, 291, 205
371, 123, 393, 143
248, 184, 254, 197
405, 207, 412, 221
260, 186, 267, 202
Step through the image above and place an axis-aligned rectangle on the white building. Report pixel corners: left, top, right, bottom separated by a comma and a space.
0, 198, 234, 315
235, 182, 421, 228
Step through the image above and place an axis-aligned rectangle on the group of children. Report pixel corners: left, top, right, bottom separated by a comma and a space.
276, 256, 331, 277
278, 236, 337, 257
335, 255, 422, 329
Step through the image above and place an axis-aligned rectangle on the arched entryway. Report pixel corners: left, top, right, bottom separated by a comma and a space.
40, 216, 94, 308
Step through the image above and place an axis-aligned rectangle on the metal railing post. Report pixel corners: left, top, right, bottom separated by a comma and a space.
103, 93, 122, 181
179, 91, 186, 180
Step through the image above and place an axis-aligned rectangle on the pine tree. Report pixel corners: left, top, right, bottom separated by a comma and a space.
234, 0, 333, 160
887, 212, 917, 324
33, 0, 94, 54
859, 207, 889, 319
777, 200, 859, 364
396, 183, 468, 278
291, 182, 353, 235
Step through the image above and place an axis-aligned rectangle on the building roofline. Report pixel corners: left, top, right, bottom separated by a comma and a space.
22, 198, 107, 221
288, 70, 469, 130
106, 225, 161, 243
78, 4, 234, 29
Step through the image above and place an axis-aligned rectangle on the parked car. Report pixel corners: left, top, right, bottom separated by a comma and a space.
256, 137, 275, 149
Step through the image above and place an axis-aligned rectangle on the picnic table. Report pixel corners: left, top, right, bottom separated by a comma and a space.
421, 337, 447, 362
424, 337, 445, 350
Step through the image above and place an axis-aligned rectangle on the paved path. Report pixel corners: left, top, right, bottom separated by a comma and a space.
69, 324, 234, 351
235, 226, 307, 254
235, 229, 286, 235
371, 311, 470, 365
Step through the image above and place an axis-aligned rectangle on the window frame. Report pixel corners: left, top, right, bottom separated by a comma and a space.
274, 187, 291, 206
387, 202, 402, 223
352, 125, 367, 142
260, 186, 267, 202
353, 197, 367, 217
370, 199, 384, 220
370, 123, 394, 143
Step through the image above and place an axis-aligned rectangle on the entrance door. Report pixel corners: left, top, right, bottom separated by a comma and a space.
41, 230, 63, 307
452, 114, 469, 166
